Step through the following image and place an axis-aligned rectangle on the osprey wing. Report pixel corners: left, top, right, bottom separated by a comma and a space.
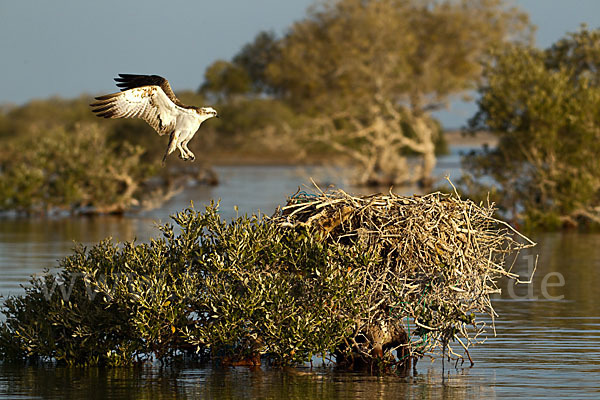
90, 86, 178, 136
114, 74, 187, 108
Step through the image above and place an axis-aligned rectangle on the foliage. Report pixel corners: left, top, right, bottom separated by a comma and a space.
207, 0, 532, 186
464, 26, 600, 228
0, 123, 156, 215
0, 204, 372, 367
232, 31, 280, 94
0, 191, 533, 371
0, 96, 93, 141
209, 98, 297, 138
208, 97, 312, 159
545, 24, 600, 85
266, 0, 531, 109
0, 93, 200, 164
275, 188, 534, 370
200, 60, 252, 101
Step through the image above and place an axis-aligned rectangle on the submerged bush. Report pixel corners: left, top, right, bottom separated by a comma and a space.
0, 190, 534, 372
0, 123, 156, 215
464, 27, 600, 229
0, 203, 373, 366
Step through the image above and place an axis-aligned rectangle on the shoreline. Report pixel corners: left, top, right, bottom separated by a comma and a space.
206, 131, 497, 166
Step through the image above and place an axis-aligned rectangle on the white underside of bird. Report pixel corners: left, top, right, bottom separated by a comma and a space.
90, 74, 218, 163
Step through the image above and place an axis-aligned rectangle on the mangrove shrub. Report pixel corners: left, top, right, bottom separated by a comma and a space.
464, 26, 600, 229
0, 123, 156, 215
0, 190, 533, 372
0, 204, 374, 366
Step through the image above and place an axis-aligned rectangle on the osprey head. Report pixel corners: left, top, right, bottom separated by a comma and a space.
198, 107, 219, 118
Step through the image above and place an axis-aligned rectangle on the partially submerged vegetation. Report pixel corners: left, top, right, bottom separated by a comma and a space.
0, 122, 216, 216
0, 123, 153, 215
0, 188, 534, 372
275, 187, 535, 370
464, 26, 600, 229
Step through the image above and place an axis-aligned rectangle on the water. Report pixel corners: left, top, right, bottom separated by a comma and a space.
0, 153, 598, 399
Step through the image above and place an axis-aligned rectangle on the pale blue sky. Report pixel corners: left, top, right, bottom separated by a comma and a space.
1, 0, 600, 127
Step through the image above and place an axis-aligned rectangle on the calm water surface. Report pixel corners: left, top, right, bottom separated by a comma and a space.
0, 153, 598, 399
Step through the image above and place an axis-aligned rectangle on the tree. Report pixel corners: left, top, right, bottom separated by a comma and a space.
263, 0, 531, 186
200, 60, 252, 101
232, 31, 280, 94
0, 123, 156, 214
464, 26, 600, 229
545, 24, 600, 85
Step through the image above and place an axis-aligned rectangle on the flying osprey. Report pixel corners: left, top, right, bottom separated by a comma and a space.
90, 74, 218, 162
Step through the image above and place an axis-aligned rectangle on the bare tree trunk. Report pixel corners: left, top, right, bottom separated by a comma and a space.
418, 118, 436, 187
304, 104, 438, 187
410, 114, 437, 188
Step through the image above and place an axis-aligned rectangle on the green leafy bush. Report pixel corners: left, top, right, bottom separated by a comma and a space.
0, 123, 156, 214
0, 190, 533, 372
0, 204, 373, 366
464, 27, 600, 229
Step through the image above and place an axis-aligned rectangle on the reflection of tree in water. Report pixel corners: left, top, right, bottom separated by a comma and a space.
0, 363, 493, 399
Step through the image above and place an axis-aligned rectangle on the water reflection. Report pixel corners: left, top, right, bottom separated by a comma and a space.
0, 365, 498, 400
0, 217, 156, 296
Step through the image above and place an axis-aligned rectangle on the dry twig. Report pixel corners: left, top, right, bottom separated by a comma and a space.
272, 186, 536, 367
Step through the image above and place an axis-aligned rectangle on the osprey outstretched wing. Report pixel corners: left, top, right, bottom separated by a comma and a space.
90, 74, 218, 162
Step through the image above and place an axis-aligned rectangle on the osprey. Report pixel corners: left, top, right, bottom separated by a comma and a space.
90, 74, 218, 162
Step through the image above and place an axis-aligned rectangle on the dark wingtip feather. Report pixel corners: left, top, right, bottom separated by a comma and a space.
96, 110, 115, 118
116, 73, 137, 80
115, 73, 148, 82
114, 74, 159, 91
94, 93, 119, 101
91, 104, 112, 113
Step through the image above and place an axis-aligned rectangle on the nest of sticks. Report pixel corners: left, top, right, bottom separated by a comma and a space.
272, 184, 536, 369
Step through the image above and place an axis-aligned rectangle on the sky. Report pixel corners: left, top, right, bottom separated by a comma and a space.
2, 0, 600, 128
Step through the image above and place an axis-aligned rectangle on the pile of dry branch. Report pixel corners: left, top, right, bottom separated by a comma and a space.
272, 185, 536, 371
